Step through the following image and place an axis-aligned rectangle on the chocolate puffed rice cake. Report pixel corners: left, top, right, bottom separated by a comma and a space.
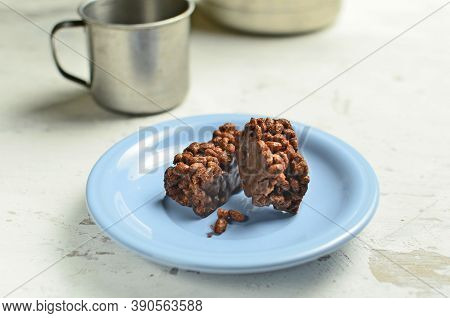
237, 118, 309, 213
164, 123, 241, 218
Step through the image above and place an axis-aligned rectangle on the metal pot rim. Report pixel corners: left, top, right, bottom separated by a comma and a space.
202, 0, 340, 14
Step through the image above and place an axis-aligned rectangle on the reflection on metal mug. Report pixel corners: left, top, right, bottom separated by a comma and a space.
50, 0, 195, 115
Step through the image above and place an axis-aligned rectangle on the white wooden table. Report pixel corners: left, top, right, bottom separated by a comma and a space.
1, 0, 449, 297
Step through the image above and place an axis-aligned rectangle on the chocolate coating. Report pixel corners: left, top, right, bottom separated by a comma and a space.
237, 118, 309, 213
164, 124, 241, 217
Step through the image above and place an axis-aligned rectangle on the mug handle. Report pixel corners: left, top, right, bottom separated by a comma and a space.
50, 20, 90, 87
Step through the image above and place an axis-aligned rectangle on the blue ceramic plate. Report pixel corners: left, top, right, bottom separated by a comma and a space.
86, 114, 379, 273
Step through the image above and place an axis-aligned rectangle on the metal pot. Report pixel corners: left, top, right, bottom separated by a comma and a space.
199, 0, 341, 35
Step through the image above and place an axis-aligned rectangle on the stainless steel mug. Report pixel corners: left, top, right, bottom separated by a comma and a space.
51, 0, 195, 115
